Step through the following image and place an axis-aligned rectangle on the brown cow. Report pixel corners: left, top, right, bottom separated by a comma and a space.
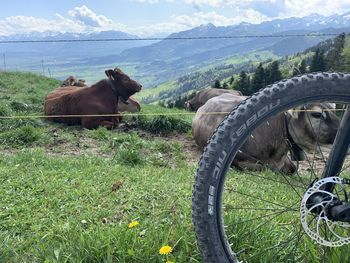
46, 86, 141, 113
192, 93, 340, 174
62, 76, 86, 87
44, 68, 142, 129
185, 88, 243, 111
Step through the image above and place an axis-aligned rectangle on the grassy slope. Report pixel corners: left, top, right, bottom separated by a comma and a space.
0, 72, 202, 262
134, 81, 177, 102
138, 50, 279, 102
140, 36, 350, 103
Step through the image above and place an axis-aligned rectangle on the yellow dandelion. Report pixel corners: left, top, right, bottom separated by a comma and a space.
128, 221, 140, 228
166, 261, 174, 263
159, 245, 173, 255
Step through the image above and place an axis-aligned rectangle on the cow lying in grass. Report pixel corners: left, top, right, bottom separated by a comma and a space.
185, 88, 243, 111
44, 68, 142, 129
62, 76, 86, 87
192, 93, 340, 174
47, 79, 141, 113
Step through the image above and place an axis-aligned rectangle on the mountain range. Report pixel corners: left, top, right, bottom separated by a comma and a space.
1, 12, 350, 87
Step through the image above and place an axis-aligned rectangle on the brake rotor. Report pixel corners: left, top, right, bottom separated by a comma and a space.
300, 177, 350, 247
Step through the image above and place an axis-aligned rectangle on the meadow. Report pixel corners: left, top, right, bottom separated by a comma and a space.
2, 71, 349, 263
0, 71, 202, 262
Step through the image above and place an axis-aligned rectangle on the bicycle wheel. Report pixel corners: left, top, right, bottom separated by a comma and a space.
192, 72, 350, 263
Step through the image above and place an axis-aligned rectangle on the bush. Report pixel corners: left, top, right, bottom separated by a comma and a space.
131, 115, 191, 135
108, 133, 145, 166
88, 126, 110, 141
0, 125, 41, 146
9, 101, 30, 112
115, 147, 144, 166
0, 102, 11, 116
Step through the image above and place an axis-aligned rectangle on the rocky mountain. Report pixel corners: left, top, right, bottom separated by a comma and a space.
118, 12, 350, 63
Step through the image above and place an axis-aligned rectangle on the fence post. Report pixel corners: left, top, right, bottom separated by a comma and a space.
41, 59, 45, 76
3, 53, 6, 71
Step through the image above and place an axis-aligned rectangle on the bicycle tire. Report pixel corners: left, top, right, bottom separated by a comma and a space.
192, 72, 350, 263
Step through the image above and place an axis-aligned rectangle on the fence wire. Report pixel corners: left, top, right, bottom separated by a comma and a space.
0, 33, 342, 44
0, 109, 346, 120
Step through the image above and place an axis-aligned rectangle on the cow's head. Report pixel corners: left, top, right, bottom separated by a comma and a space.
76, 79, 86, 87
118, 97, 141, 113
287, 103, 340, 153
105, 68, 142, 103
62, 76, 76, 87
62, 76, 87, 87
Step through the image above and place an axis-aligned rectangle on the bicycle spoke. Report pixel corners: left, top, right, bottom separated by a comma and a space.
229, 208, 298, 226
232, 190, 298, 210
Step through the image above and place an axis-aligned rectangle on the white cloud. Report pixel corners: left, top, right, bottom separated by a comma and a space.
173, 10, 267, 27
281, 0, 350, 18
0, 6, 128, 36
0, 4, 266, 37
0, 15, 86, 36
136, 0, 174, 3
183, 0, 276, 7
128, 10, 267, 36
0, 2, 349, 37
68, 5, 113, 28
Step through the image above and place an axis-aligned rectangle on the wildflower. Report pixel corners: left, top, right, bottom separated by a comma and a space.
159, 245, 173, 255
166, 261, 174, 263
128, 221, 140, 228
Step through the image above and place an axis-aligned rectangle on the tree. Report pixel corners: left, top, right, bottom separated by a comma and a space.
266, 61, 282, 85
326, 33, 346, 71
229, 76, 235, 85
292, 59, 307, 76
222, 82, 229, 89
236, 71, 251, 95
251, 63, 266, 93
300, 59, 307, 74
213, 80, 221, 89
310, 48, 327, 72
341, 43, 350, 72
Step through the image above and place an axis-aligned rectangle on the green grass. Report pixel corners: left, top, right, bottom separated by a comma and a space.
2, 71, 349, 262
0, 71, 201, 262
221, 168, 350, 263
0, 150, 199, 262
201, 50, 279, 71
135, 81, 177, 102
0, 71, 61, 106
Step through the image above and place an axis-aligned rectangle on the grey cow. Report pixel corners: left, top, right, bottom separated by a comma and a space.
192, 93, 340, 174
185, 88, 243, 111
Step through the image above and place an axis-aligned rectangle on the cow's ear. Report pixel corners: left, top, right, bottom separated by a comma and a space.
111, 70, 120, 81
105, 69, 114, 79
287, 106, 304, 119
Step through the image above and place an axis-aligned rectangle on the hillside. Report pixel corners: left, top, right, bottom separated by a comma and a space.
0, 71, 208, 262
136, 50, 278, 103
142, 33, 350, 105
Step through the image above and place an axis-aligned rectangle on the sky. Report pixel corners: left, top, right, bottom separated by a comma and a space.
1, 0, 350, 37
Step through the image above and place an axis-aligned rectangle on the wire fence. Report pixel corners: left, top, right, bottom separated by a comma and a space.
0, 108, 346, 120
0, 33, 341, 44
